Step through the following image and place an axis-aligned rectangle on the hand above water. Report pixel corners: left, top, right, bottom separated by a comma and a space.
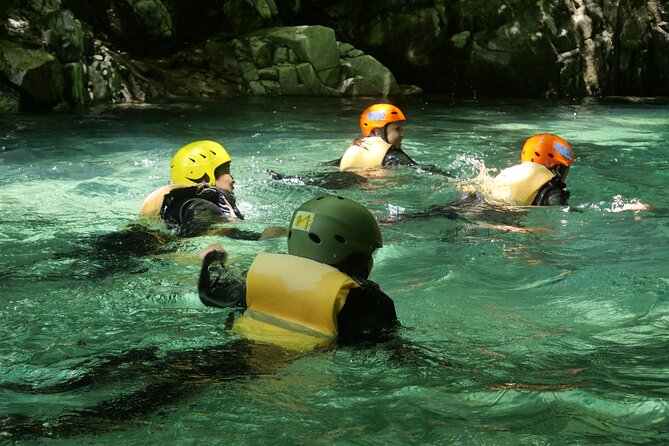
259, 226, 288, 240
199, 243, 225, 261
611, 195, 652, 212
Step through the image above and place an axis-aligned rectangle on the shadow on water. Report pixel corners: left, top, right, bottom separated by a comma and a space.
1, 326, 668, 442
0, 339, 294, 439
0, 328, 456, 441
0, 224, 180, 284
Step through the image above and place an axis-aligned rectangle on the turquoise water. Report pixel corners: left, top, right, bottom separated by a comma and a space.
1, 96, 668, 444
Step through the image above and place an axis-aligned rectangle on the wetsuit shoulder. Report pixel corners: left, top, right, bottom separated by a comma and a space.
337, 279, 398, 341
532, 179, 570, 206
382, 147, 416, 167
161, 186, 245, 237
198, 251, 247, 308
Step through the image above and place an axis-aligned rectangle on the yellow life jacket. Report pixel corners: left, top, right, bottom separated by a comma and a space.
339, 137, 392, 172
489, 162, 556, 206
138, 184, 191, 218
232, 253, 360, 351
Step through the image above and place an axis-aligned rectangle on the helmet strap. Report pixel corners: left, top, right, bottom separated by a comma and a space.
332, 253, 373, 279
552, 164, 569, 181
372, 126, 388, 143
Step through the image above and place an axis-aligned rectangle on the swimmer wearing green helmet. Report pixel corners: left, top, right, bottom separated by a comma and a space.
198, 195, 397, 343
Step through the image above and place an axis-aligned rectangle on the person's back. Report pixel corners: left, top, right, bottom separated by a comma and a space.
488, 133, 573, 206
140, 140, 285, 240
139, 140, 243, 237
198, 195, 397, 349
339, 103, 416, 172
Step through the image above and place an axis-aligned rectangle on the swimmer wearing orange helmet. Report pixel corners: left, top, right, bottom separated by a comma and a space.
339, 103, 417, 171
491, 133, 574, 206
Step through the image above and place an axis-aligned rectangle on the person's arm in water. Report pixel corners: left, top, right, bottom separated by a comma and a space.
383, 147, 453, 177
210, 226, 286, 241
198, 245, 247, 308
382, 146, 416, 167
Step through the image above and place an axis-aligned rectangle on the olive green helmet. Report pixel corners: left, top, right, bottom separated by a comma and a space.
287, 195, 382, 265
170, 140, 232, 185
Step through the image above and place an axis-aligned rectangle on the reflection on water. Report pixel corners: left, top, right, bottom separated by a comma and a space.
0, 97, 668, 444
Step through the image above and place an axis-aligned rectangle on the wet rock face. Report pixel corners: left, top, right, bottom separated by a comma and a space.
230, 25, 399, 96
0, 40, 65, 108
0, 0, 667, 111
298, 0, 669, 98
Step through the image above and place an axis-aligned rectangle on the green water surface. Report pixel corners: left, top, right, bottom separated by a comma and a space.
0, 96, 668, 445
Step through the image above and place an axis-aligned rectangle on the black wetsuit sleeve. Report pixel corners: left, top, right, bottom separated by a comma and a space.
532, 180, 570, 206
543, 189, 570, 206
198, 251, 247, 308
224, 228, 263, 241
382, 147, 417, 167
178, 199, 227, 237
323, 158, 342, 167
382, 148, 452, 177
337, 281, 398, 341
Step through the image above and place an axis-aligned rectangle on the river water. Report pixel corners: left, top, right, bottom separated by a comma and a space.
1, 96, 667, 444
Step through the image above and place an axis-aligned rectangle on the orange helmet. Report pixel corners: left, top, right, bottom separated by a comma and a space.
521, 133, 574, 169
359, 103, 406, 137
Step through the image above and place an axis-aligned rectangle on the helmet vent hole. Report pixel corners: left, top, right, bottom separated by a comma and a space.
548, 153, 554, 158
309, 233, 321, 244
534, 151, 541, 157
334, 235, 346, 244
336, 196, 344, 200
316, 197, 324, 201
288, 230, 292, 239
188, 158, 196, 163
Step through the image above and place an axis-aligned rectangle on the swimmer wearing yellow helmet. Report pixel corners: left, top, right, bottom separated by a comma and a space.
198, 195, 397, 348
140, 140, 285, 239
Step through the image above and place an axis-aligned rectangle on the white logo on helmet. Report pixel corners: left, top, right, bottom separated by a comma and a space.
553, 142, 572, 160
291, 211, 315, 231
367, 111, 387, 121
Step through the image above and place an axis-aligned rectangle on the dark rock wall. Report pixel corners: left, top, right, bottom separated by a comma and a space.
293, 0, 669, 97
1, 0, 668, 112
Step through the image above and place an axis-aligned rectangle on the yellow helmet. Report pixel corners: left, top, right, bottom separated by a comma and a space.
170, 140, 232, 185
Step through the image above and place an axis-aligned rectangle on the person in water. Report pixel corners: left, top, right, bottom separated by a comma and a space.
0, 199, 404, 441
380, 134, 575, 230
268, 103, 449, 188
337, 103, 416, 171
140, 140, 283, 239
198, 194, 398, 346
485, 133, 574, 206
